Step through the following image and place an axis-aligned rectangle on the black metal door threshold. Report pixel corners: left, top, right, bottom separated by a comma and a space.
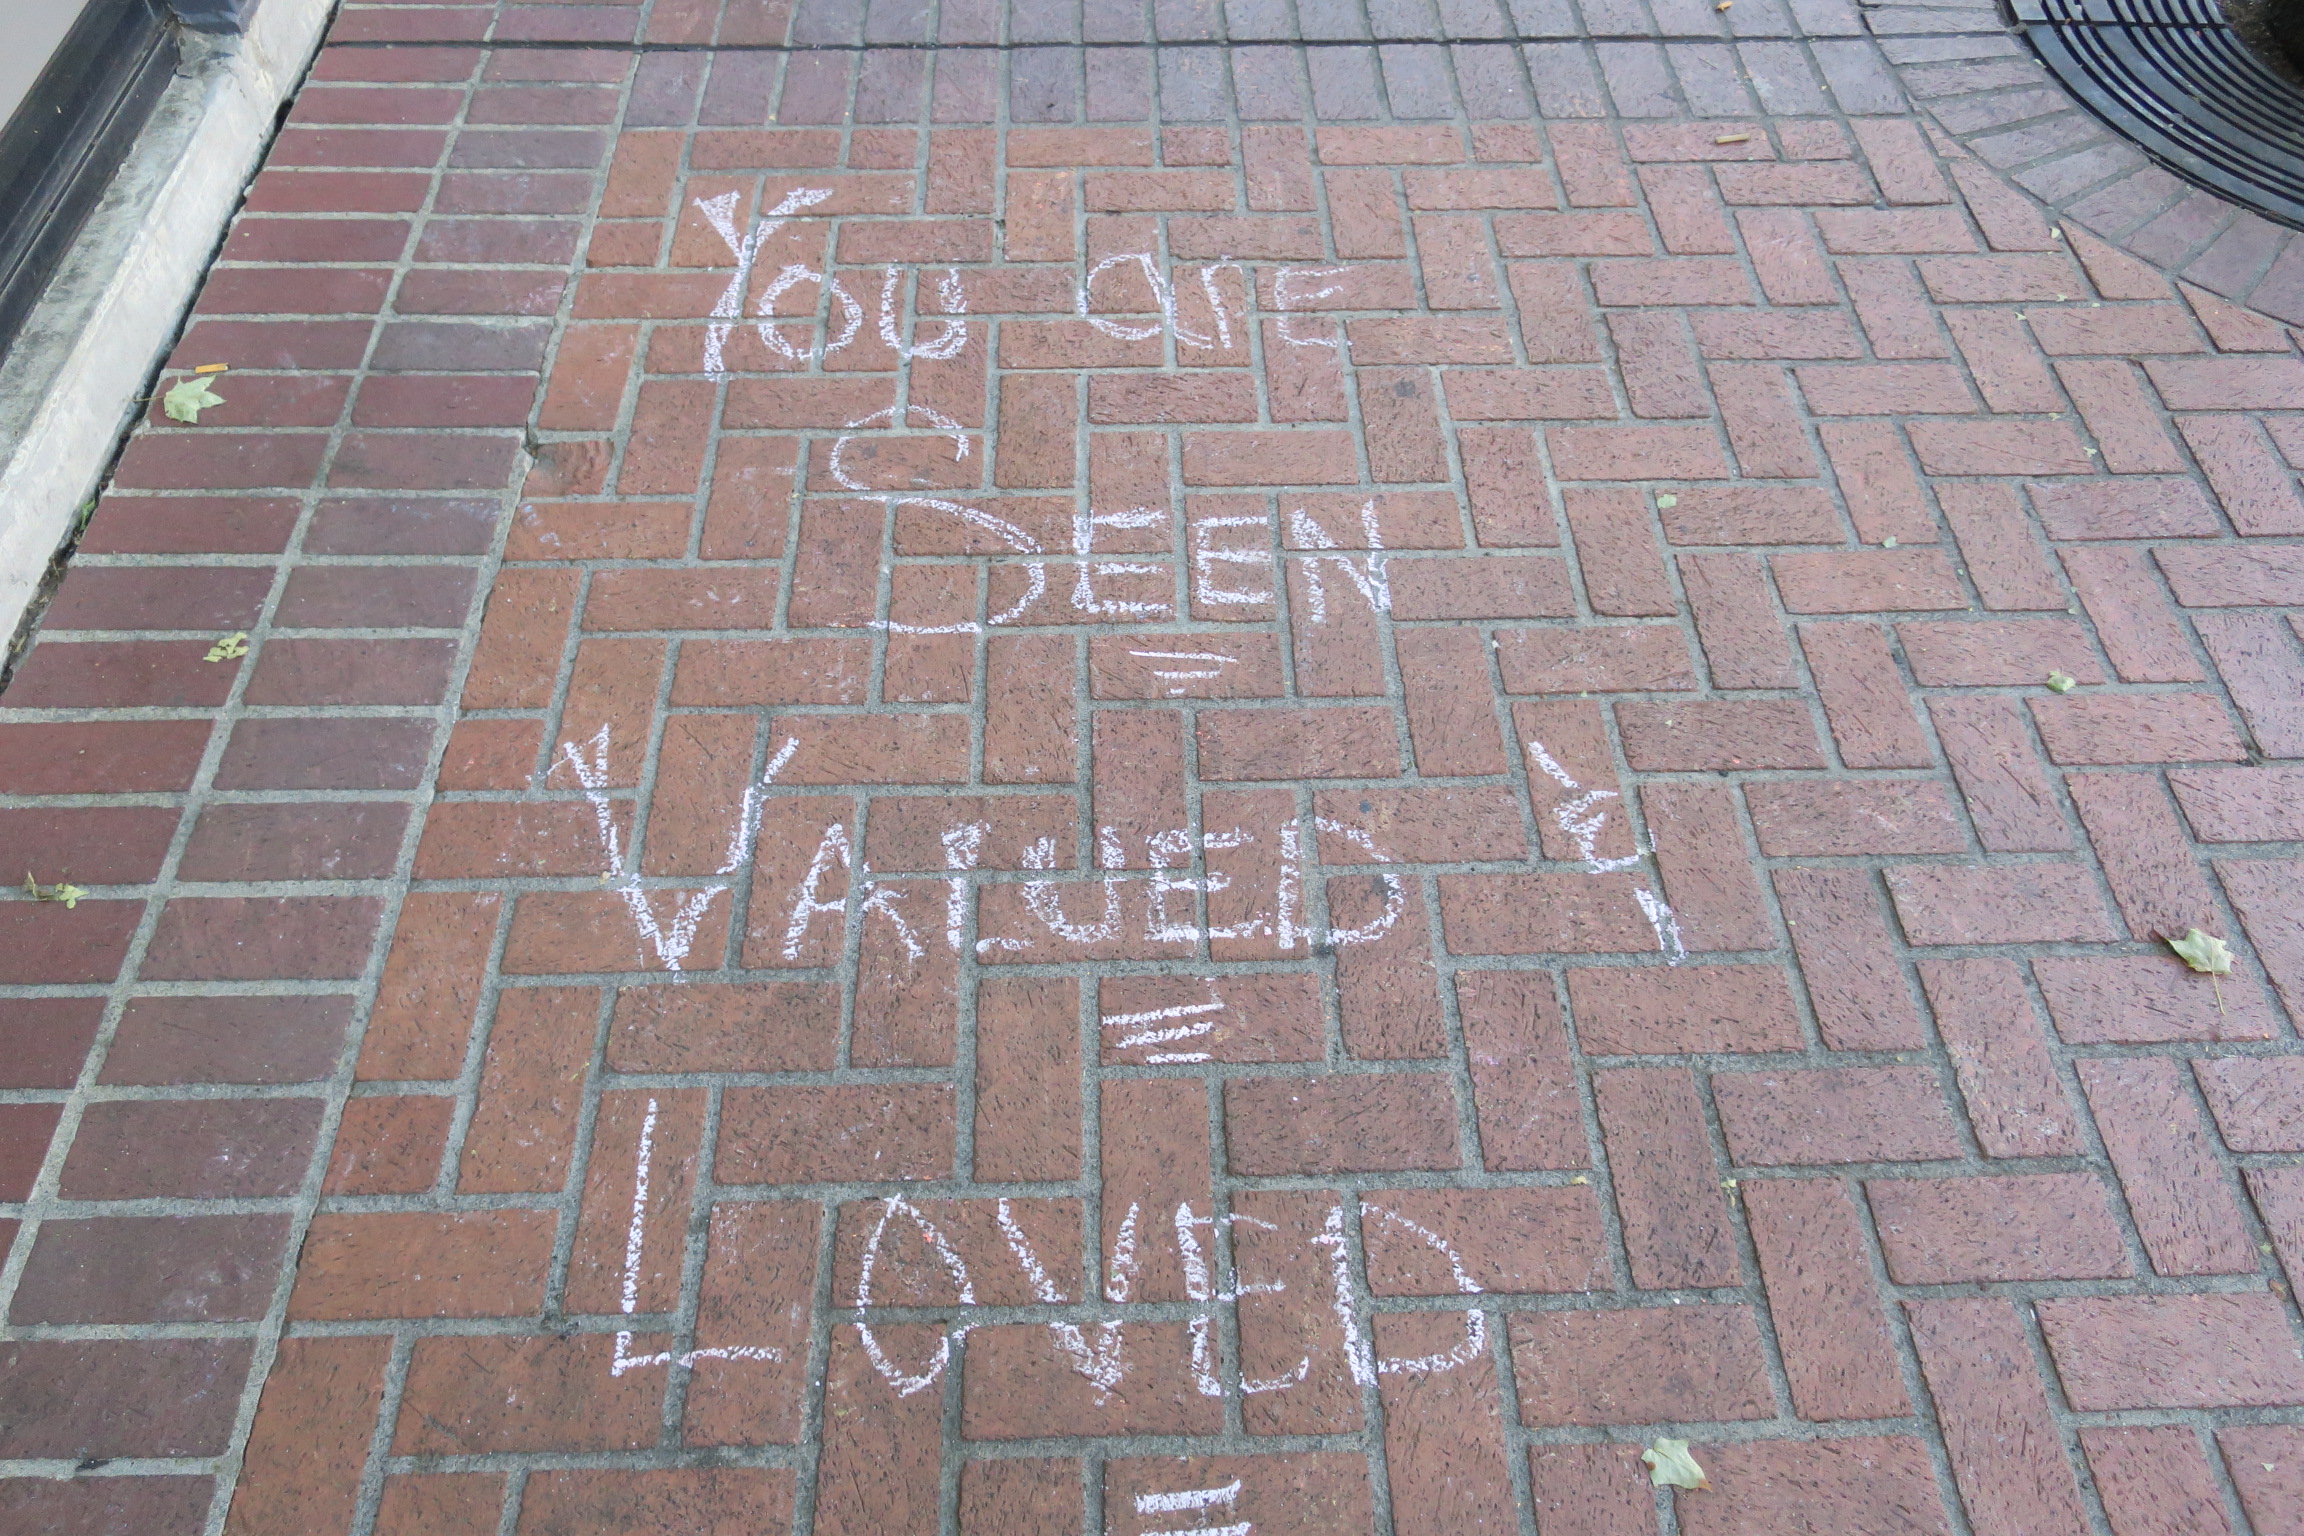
0, 0, 179, 366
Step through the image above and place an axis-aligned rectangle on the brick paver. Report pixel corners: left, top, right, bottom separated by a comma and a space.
4, 2, 2304, 1531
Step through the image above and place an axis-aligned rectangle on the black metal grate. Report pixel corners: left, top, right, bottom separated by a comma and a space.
2015, 0, 2304, 229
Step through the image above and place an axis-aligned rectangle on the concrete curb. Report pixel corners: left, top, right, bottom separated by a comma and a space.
0, 0, 337, 650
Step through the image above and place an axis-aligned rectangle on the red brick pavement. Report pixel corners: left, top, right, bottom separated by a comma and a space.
4, 4, 2304, 1533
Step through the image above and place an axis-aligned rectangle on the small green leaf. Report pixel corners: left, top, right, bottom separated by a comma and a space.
2169, 929, 2233, 976
1654, 493, 1678, 509
20, 874, 84, 907
204, 633, 249, 662
2046, 671, 2077, 693
163, 377, 226, 424
1643, 1438, 1709, 1491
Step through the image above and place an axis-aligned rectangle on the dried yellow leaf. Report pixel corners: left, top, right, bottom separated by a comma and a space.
2169, 929, 2233, 976
1644, 1438, 1709, 1491
163, 377, 226, 424
21, 874, 84, 908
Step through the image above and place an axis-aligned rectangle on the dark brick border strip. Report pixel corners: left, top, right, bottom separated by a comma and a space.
0, 34, 619, 1531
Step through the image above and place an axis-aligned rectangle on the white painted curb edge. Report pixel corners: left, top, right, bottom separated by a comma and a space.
0, 0, 339, 648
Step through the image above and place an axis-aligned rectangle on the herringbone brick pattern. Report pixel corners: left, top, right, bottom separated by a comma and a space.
2, 4, 2303, 1533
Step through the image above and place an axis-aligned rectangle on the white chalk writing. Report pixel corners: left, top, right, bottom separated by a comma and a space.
562, 727, 795, 973
611, 1097, 784, 1375
1525, 738, 1686, 963
1137, 1479, 1252, 1536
